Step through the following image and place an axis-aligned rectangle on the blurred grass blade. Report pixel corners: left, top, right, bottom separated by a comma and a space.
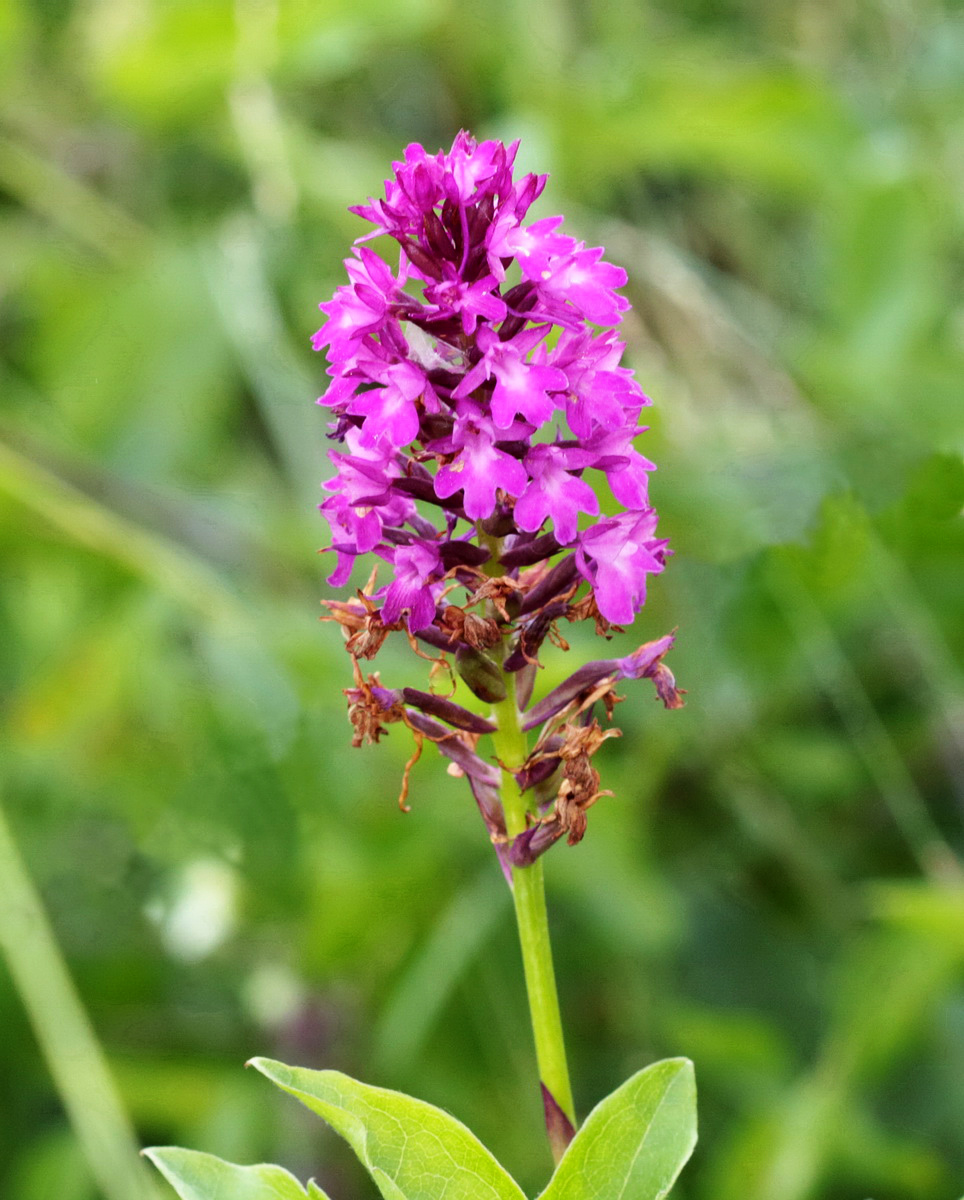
203, 216, 322, 503
0, 133, 145, 262
229, 0, 299, 223
373, 866, 510, 1074
766, 554, 962, 884
0, 437, 246, 629
0, 797, 162, 1200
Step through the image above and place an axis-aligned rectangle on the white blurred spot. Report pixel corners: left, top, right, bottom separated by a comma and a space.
241, 962, 305, 1030
150, 859, 238, 962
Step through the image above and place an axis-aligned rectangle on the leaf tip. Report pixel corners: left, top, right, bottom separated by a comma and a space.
247, 1056, 306, 1095
660, 1056, 696, 1084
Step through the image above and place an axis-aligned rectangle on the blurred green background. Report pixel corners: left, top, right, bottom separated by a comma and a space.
1, 1, 963, 1198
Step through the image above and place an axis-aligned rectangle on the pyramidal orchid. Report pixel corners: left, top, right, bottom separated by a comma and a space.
146, 133, 698, 1200
315, 131, 685, 1160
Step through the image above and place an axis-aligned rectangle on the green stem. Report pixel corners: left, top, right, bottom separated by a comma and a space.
0, 796, 161, 1200
491, 673, 576, 1162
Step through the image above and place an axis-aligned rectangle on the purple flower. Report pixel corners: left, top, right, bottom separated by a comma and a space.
351, 360, 438, 450
433, 405, 529, 520
314, 132, 683, 859
423, 270, 507, 334
575, 511, 667, 625
313, 247, 407, 358
454, 325, 567, 430
522, 633, 679, 729
546, 328, 646, 440
320, 430, 414, 582
487, 214, 575, 280
536, 244, 630, 326
580, 425, 656, 509
379, 539, 445, 631
514, 444, 599, 545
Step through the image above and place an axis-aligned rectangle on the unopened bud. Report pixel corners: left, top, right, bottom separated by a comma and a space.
399, 687, 497, 734
455, 646, 507, 703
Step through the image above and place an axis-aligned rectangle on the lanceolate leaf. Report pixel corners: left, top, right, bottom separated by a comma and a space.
144, 1146, 318, 1200
250, 1058, 526, 1200
538, 1058, 697, 1200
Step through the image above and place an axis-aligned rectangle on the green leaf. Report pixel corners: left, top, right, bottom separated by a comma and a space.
538, 1058, 697, 1200
249, 1058, 526, 1200
143, 1146, 312, 1200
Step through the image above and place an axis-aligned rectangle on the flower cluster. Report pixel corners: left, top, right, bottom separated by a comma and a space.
316, 131, 666, 627
315, 133, 682, 868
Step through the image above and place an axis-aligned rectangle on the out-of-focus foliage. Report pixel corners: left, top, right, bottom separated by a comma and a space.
1, 1, 962, 1198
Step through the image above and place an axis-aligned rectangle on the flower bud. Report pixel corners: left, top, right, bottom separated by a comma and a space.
455, 645, 508, 703
400, 687, 497, 734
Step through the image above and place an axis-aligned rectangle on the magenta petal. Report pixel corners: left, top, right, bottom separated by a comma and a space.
576, 511, 666, 624
325, 547, 358, 587
381, 540, 444, 630
516, 446, 599, 544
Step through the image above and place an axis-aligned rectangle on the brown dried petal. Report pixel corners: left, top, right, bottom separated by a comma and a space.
651, 661, 686, 709
464, 575, 520, 622
439, 605, 501, 650
344, 671, 406, 748
566, 592, 622, 637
